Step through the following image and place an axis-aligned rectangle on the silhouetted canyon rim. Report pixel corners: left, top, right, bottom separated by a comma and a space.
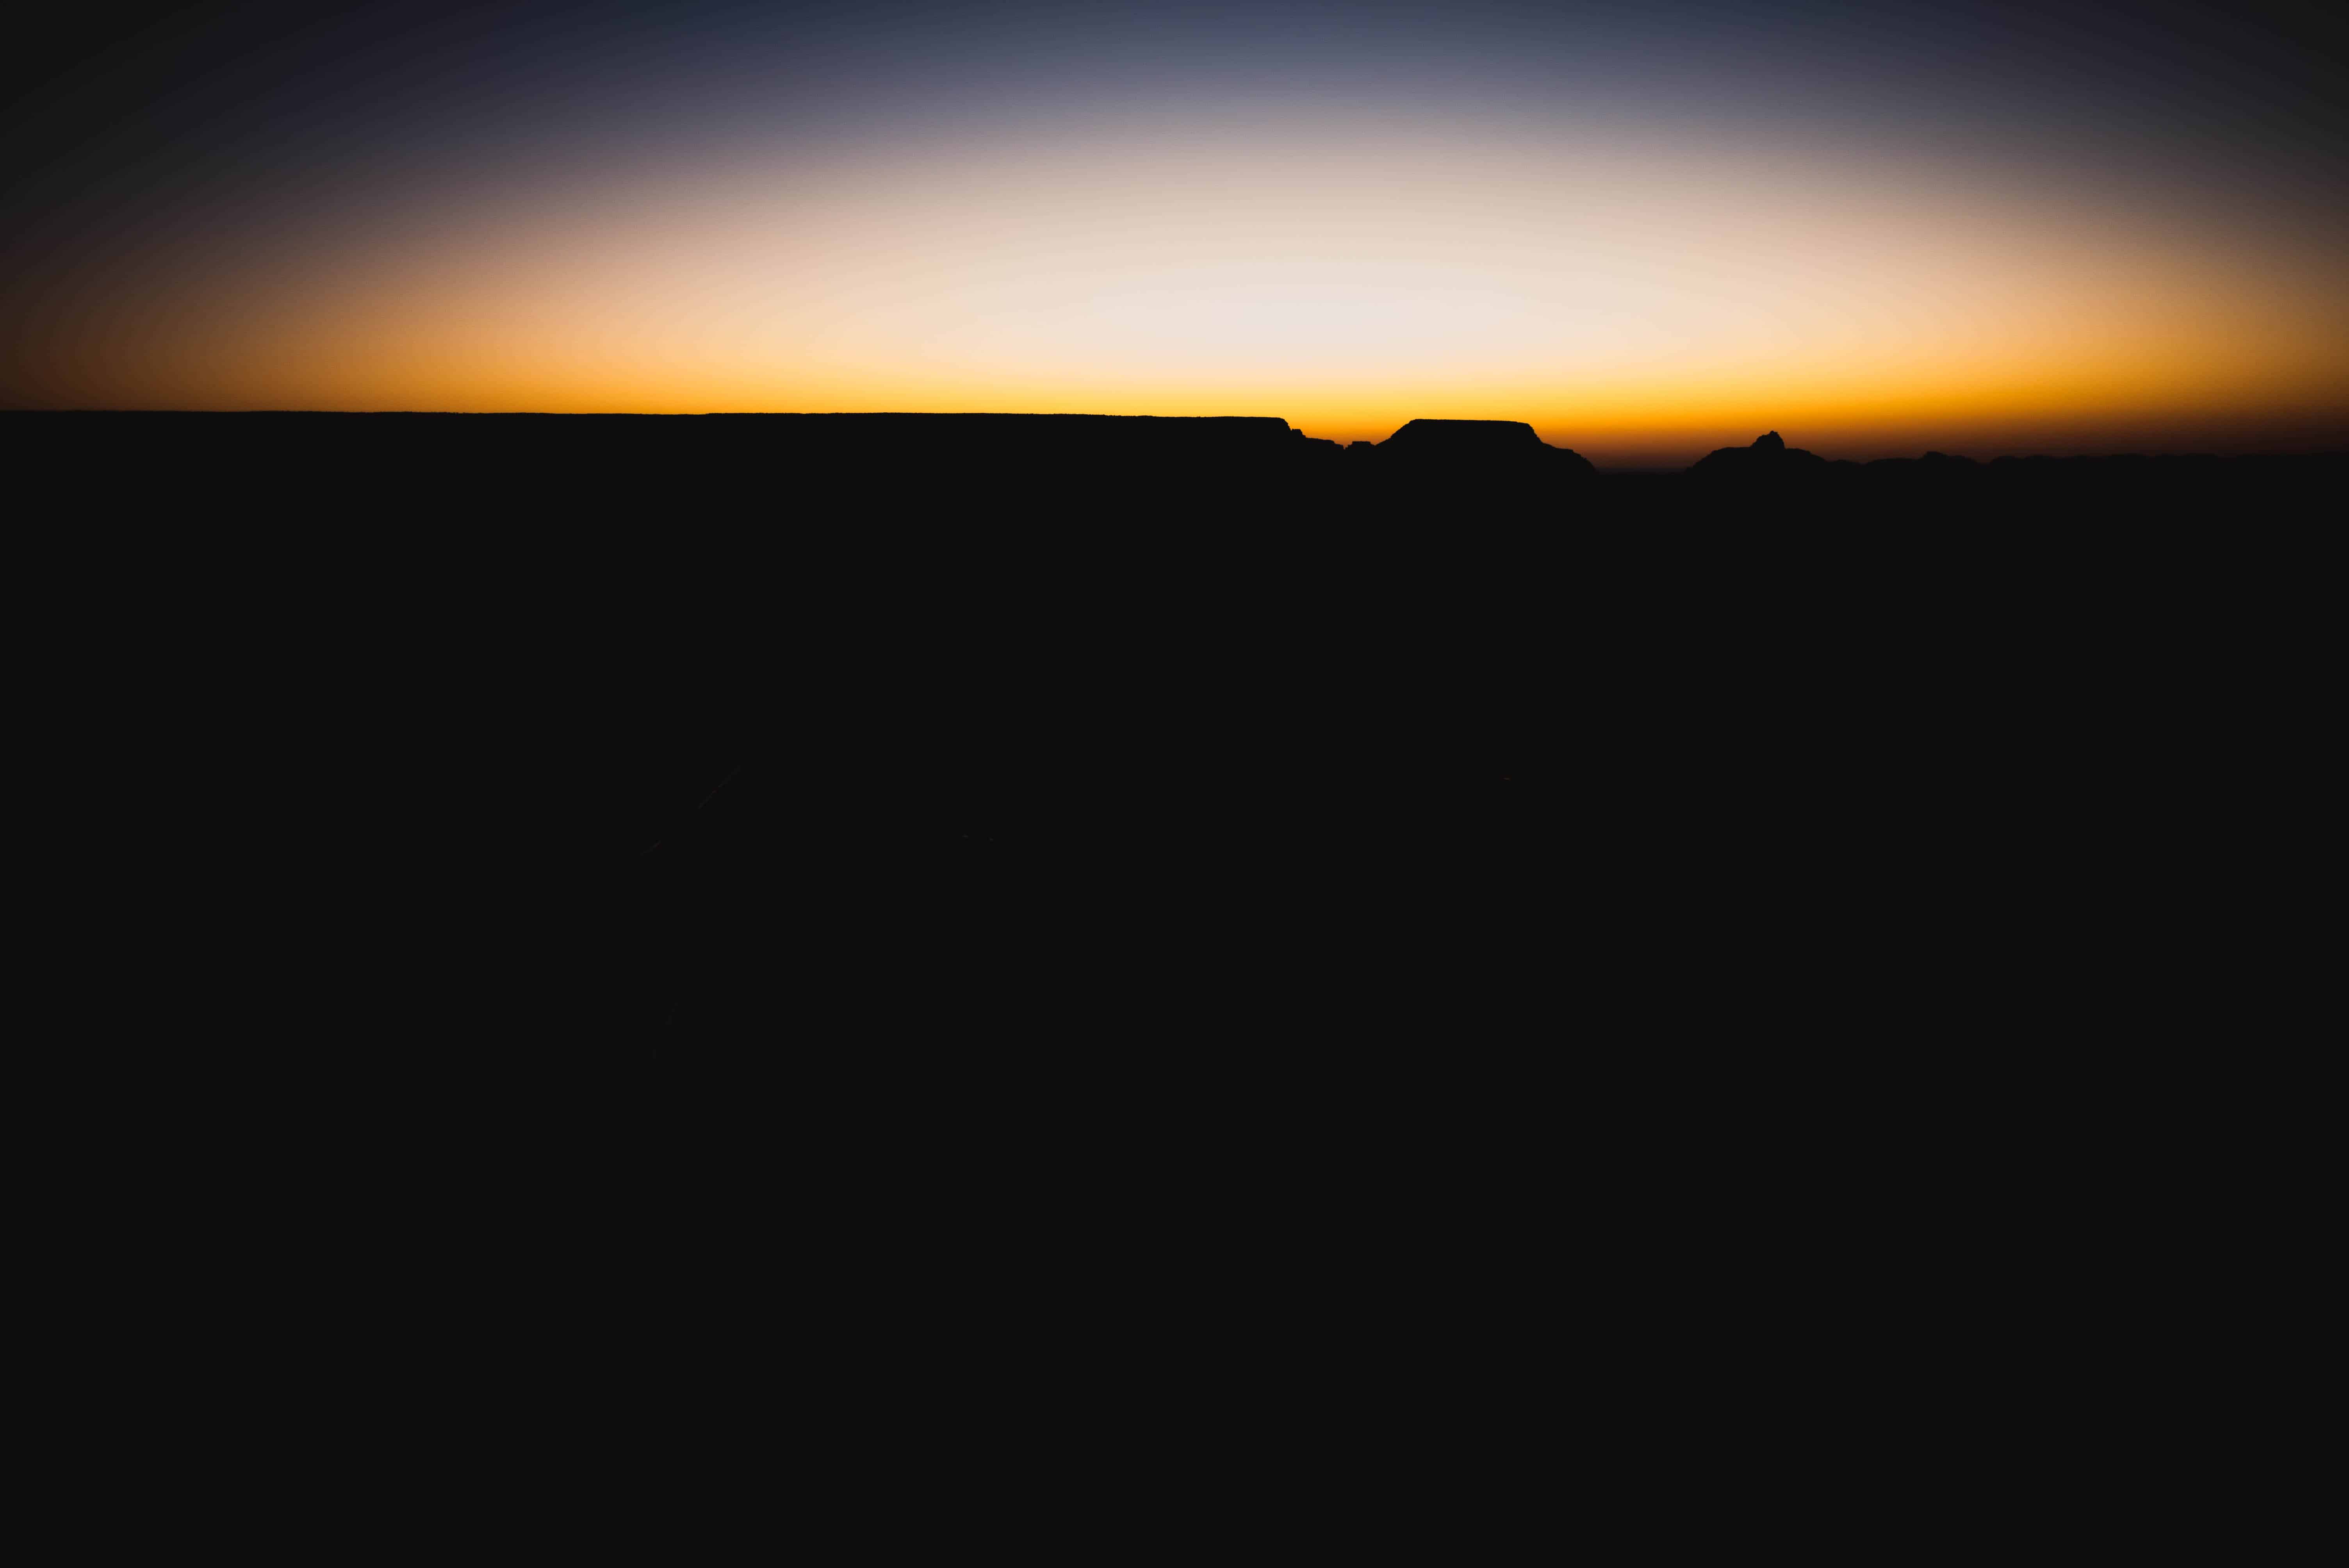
5, 0, 2344, 464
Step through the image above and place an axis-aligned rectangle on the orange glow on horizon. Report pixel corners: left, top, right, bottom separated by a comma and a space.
11, 119, 2345, 462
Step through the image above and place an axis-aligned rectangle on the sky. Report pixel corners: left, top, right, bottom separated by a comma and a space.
4, 0, 2345, 463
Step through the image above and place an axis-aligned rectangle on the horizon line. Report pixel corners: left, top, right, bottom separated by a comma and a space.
6, 407, 2343, 466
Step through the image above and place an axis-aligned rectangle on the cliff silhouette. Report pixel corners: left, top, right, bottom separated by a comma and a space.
19, 409, 2325, 519
15, 408, 2328, 1032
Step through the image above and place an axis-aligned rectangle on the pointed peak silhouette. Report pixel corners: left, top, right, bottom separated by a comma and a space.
1691, 428, 1824, 476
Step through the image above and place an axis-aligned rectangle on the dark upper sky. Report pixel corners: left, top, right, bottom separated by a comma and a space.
6, 0, 2344, 457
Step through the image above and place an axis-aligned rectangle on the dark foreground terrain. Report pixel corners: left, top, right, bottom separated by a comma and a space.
21, 410, 2335, 1035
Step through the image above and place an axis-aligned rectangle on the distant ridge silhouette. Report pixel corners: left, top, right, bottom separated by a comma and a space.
1692, 429, 1829, 478
3, 412, 2334, 524
30, 405, 2318, 1038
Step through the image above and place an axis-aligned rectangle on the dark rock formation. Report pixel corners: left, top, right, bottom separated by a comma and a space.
1861, 452, 1985, 495
752, 411, 1301, 465
1379, 418, 1549, 456
1691, 430, 1829, 478
1372, 418, 1598, 474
